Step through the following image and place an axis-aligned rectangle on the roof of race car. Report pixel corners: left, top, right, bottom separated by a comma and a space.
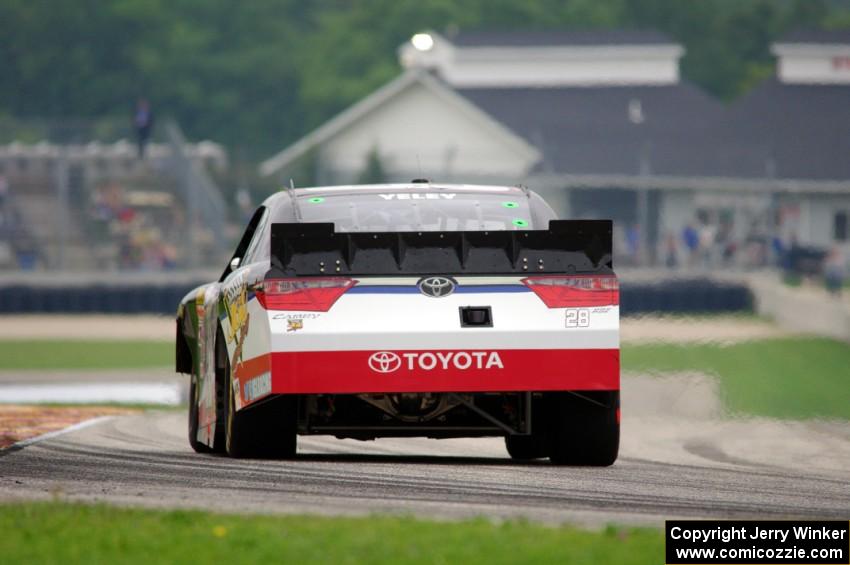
258, 183, 558, 232
263, 183, 528, 206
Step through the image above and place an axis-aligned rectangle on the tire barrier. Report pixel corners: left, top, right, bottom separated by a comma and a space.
0, 285, 193, 315
0, 278, 753, 316
784, 245, 827, 277
619, 278, 753, 316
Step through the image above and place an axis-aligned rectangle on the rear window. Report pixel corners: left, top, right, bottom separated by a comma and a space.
294, 191, 534, 232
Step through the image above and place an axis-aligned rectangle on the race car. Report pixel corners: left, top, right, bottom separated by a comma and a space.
176, 181, 619, 465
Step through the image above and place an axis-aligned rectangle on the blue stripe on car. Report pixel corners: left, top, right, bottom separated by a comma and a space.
347, 285, 530, 294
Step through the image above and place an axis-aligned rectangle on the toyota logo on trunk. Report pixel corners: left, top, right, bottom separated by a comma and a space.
418, 276, 456, 298
368, 351, 401, 373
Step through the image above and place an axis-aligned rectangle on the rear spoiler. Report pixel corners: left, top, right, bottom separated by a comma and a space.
268, 220, 613, 277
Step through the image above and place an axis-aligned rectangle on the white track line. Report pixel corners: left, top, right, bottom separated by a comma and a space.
10, 416, 115, 450
0, 382, 182, 405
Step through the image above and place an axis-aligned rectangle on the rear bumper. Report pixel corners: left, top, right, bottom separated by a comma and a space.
269, 348, 619, 394
231, 287, 619, 407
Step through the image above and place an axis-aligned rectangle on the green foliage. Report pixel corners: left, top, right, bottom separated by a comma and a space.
0, 502, 663, 564
1, 1, 849, 155
623, 337, 850, 420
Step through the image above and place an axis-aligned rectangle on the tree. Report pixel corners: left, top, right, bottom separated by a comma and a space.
1, 0, 848, 155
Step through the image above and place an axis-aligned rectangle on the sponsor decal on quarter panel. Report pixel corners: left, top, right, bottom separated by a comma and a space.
243, 372, 272, 403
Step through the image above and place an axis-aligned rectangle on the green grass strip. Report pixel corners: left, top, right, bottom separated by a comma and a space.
0, 340, 171, 370
0, 502, 662, 564
622, 337, 850, 420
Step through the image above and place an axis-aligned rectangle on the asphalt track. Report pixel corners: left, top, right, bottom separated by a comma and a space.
1, 376, 848, 526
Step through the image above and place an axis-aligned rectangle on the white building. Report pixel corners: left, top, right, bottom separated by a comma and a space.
262, 29, 850, 263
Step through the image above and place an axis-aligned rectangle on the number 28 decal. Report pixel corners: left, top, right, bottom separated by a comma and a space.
565, 308, 590, 328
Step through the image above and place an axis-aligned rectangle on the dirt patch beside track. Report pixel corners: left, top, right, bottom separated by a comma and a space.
0, 315, 172, 341
0, 405, 137, 449
620, 315, 788, 344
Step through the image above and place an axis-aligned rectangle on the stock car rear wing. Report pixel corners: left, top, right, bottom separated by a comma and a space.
268, 220, 613, 277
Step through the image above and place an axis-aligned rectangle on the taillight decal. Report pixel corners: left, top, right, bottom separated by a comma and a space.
521, 275, 619, 308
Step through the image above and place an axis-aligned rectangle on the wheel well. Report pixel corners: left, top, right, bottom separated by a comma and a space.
175, 318, 193, 374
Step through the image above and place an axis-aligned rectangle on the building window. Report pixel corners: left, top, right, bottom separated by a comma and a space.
835, 211, 848, 242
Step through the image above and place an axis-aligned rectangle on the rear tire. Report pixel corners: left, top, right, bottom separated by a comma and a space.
188, 378, 212, 453
224, 349, 298, 459
505, 395, 549, 460
547, 392, 619, 466
505, 434, 548, 460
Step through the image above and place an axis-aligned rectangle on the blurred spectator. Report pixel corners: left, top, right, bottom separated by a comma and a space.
0, 240, 12, 268
699, 222, 716, 267
0, 176, 41, 270
716, 225, 734, 266
0, 174, 8, 209
771, 234, 786, 269
0, 175, 8, 234
682, 223, 699, 267
722, 240, 738, 266
663, 232, 678, 268
87, 182, 183, 270
788, 233, 800, 273
0, 175, 7, 234
824, 246, 845, 296
0, 175, 10, 269
14, 232, 39, 270
133, 98, 155, 158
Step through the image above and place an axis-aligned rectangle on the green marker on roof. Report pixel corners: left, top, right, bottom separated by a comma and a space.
502, 201, 519, 209
308, 197, 324, 204
512, 218, 528, 228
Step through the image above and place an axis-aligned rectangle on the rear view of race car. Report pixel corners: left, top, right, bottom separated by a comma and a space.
177, 183, 619, 465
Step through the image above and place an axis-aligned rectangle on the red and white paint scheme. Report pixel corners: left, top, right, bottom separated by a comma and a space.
222, 275, 619, 402
177, 183, 620, 465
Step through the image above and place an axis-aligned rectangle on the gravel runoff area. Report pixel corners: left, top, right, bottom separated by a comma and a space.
0, 314, 788, 344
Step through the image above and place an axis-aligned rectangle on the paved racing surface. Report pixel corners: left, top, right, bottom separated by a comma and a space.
1, 376, 848, 526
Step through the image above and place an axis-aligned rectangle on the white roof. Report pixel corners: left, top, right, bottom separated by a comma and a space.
398, 29, 683, 88
264, 183, 526, 207
295, 182, 521, 195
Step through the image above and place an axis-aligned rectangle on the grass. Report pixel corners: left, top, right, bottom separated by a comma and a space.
622, 337, 850, 420
0, 502, 662, 565
0, 340, 171, 370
